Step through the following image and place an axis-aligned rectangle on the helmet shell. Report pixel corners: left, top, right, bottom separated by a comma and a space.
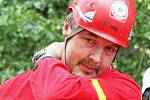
67, 0, 136, 47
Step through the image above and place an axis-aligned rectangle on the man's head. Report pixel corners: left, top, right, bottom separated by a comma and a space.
61, 0, 136, 78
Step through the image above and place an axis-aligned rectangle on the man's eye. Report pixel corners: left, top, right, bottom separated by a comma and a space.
85, 38, 95, 43
87, 39, 95, 43
85, 38, 96, 46
106, 46, 116, 53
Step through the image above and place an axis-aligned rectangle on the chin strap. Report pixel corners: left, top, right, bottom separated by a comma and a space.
109, 47, 120, 69
64, 26, 84, 65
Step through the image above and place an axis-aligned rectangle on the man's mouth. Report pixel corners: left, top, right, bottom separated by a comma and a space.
78, 58, 100, 75
82, 64, 97, 71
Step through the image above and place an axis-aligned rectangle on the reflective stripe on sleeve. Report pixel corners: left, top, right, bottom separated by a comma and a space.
91, 79, 106, 100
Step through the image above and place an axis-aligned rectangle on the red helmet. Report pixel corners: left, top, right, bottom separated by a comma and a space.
67, 0, 136, 47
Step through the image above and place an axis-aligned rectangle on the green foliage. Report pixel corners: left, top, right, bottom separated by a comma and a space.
0, 0, 67, 82
0, 0, 150, 87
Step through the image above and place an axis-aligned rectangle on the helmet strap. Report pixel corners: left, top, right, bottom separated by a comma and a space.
110, 47, 120, 69
64, 26, 84, 66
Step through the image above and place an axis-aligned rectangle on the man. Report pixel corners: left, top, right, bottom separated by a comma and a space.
142, 68, 150, 100
0, 0, 141, 100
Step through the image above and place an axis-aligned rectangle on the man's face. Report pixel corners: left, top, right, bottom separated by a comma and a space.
62, 30, 119, 78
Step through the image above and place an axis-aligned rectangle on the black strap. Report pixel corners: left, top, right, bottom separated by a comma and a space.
143, 88, 150, 100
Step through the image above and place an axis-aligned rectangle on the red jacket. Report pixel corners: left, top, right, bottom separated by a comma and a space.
0, 58, 141, 100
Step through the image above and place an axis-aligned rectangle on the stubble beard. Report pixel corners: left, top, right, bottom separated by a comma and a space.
71, 57, 101, 78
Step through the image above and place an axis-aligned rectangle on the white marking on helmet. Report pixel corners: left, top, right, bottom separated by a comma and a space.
110, 1, 128, 22
74, 4, 95, 22
84, 11, 96, 21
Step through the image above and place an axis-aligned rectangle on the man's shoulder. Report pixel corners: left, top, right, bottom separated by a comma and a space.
96, 69, 142, 100
97, 69, 131, 79
97, 69, 141, 92
102, 69, 139, 85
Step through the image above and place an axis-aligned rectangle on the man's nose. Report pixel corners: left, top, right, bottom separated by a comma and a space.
89, 48, 103, 63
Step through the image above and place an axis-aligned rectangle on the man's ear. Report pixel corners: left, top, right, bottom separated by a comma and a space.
63, 20, 71, 38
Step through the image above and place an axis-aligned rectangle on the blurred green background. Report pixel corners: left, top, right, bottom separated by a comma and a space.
0, 0, 150, 86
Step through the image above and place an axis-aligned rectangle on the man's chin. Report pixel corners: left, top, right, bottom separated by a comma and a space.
71, 65, 97, 78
